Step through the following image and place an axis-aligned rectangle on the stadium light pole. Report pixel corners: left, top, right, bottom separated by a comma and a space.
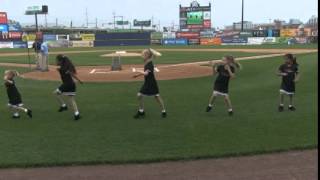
241, 0, 244, 32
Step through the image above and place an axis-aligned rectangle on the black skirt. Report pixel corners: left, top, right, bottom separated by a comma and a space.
58, 83, 76, 96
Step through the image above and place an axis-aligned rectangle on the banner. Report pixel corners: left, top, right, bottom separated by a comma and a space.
162, 32, 176, 39
0, 41, 13, 48
9, 32, 22, 40
69, 34, 82, 41
176, 32, 200, 39
221, 37, 248, 44
162, 39, 188, 45
280, 29, 297, 37
0, 12, 8, 24
0, 24, 9, 32
56, 34, 69, 40
247, 37, 264, 45
295, 37, 308, 44
133, 20, 151, 27
151, 39, 162, 45
47, 40, 69, 48
69, 41, 94, 47
13, 41, 27, 48
43, 34, 57, 41
200, 30, 215, 38
188, 38, 200, 45
200, 38, 221, 45
81, 34, 95, 41
8, 22, 22, 32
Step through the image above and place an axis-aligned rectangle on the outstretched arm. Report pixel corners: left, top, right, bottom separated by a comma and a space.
133, 70, 150, 78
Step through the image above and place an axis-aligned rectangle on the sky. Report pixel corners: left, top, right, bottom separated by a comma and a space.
0, 0, 318, 29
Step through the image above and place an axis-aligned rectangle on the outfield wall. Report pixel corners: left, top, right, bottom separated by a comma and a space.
0, 30, 318, 48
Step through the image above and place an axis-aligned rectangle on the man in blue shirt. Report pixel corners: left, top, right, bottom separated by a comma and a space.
40, 42, 49, 72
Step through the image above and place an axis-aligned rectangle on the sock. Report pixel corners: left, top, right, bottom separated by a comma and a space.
139, 109, 144, 113
162, 110, 166, 113
23, 108, 28, 113
208, 104, 213, 107
228, 109, 233, 112
280, 104, 284, 107
61, 104, 67, 108
289, 105, 293, 108
13, 112, 19, 117
74, 111, 80, 116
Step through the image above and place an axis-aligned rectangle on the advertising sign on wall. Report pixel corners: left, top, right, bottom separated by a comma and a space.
43, 34, 57, 41
13, 41, 27, 48
69, 41, 94, 47
162, 39, 188, 45
200, 38, 221, 45
0, 12, 8, 24
176, 32, 200, 39
280, 29, 297, 37
56, 34, 69, 41
47, 40, 69, 48
0, 24, 9, 32
0, 41, 13, 48
163, 32, 176, 39
221, 37, 248, 44
9, 32, 22, 40
81, 34, 95, 41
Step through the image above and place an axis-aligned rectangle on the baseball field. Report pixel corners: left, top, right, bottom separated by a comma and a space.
0, 44, 318, 169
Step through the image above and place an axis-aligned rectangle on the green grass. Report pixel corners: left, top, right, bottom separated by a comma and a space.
0, 51, 264, 66
0, 43, 317, 53
0, 52, 317, 168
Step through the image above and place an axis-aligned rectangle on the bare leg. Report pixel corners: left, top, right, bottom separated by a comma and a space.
208, 93, 217, 107
224, 96, 233, 111
289, 95, 294, 107
66, 96, 79, 115
155, 95, 166, 112
54, 91, 66, 107
138, 94, 144, 112
279, 93, 285, 106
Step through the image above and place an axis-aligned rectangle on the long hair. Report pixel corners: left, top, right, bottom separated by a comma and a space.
284, 53, 298, 66
225, 55, 242, 70
143, 48, 162, 60
56, 54, 77, 74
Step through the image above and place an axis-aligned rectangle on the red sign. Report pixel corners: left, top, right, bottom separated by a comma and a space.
9, 32, 22, 39
176, 32, 200, 39
0, 12, 8, 24
203, 20, 211, 28
187, 25, 204, 29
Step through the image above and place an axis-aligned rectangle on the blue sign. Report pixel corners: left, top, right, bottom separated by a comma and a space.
0, 24, 9, 32
8, 23, 22, 32
13, 41, 27, 48
43, 34, 57, 41
162, 39, 187, 45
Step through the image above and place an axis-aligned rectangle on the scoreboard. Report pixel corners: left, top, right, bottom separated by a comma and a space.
179, 1, 212, 31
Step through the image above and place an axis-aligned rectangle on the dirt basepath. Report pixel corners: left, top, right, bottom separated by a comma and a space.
0, 150, 317, 180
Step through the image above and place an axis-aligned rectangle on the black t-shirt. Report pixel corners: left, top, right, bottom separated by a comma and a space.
5, 80, 22, 105
140, 61, 159, 95
215, 65, 235, 84
144, 61, 156, 82
213, 65, 235, 93
59, 68, 75, 85
279, 64, 299, 84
